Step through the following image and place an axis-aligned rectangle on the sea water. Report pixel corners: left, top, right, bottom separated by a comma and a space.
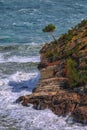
0, 0, 87, 130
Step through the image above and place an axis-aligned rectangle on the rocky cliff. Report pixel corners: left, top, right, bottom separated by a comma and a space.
16, 20, 87, 124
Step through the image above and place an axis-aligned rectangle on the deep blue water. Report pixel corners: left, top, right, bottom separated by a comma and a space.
0, 0, 87, 44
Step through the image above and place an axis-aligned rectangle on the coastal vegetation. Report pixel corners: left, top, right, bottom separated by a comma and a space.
42, 19, 87, 89
42, 24, 57, 43
17, 20, 87, 124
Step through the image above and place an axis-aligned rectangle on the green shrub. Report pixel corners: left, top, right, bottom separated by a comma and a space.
59, 32, 73, 43
42, 24, 56, 32
45, 47, 58, 62
78, 70, 87, 84
65, 58, 79, 88
75, 19, 87, 29
42, 24, 57, 42
66, 58, 87, 88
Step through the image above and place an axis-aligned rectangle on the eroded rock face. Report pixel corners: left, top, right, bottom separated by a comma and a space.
16, 90, 80, 116
16, 20, 87, 124
16, 49, 87, 124
16, 91, 87, 124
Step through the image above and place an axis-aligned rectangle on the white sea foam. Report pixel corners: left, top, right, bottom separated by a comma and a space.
7, 55, 40, 63
0, 71, 40, 106
0, 80, 4, 86
0, 71, 87, 130
0, 36, 10, 40
0, 55, 40, 63
0, 47, 86, 130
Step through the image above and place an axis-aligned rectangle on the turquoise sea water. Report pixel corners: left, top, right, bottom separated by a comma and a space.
0, 0, 87, 44
0, 0, 87, 130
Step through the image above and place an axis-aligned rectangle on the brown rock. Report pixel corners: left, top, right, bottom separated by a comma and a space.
16, 20, 87, 124
16, 90, 80, 116
72, 106, 87, 124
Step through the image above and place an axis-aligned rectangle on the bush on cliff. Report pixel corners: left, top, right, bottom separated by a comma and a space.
65, 58, 79, 88
65, 57, 87, 88
42, 24, 57, 43
75, 19, 87, 29
41, 20, 87, 89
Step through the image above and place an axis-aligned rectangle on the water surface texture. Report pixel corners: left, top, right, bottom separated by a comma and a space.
0, 0, 87, 130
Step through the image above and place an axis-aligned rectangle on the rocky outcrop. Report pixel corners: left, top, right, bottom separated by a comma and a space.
16, 90, 80, 116
72, 106, 87, 124
72, 94, 87, 124
16, 20, 87, 124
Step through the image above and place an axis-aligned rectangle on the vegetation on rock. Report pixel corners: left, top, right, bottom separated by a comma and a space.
17, 20, 87, 124
41, 19, 87, 89
65, 58, 79, 88
42, 24, 57, 43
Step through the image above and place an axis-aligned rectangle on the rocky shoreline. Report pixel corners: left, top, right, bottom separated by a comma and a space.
16, 20, 87, 124
16, 60, 87, 124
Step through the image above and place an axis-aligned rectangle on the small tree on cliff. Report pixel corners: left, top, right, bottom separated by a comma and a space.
42, 24, 57, 43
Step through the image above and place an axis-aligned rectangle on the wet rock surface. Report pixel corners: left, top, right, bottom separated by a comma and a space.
16, 90, 80, 115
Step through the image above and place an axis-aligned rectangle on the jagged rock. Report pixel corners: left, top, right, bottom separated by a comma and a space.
80, 94, 87, 105
72, 106, 87, 124
16, 20, 87, 124
16, 90, 80, 116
